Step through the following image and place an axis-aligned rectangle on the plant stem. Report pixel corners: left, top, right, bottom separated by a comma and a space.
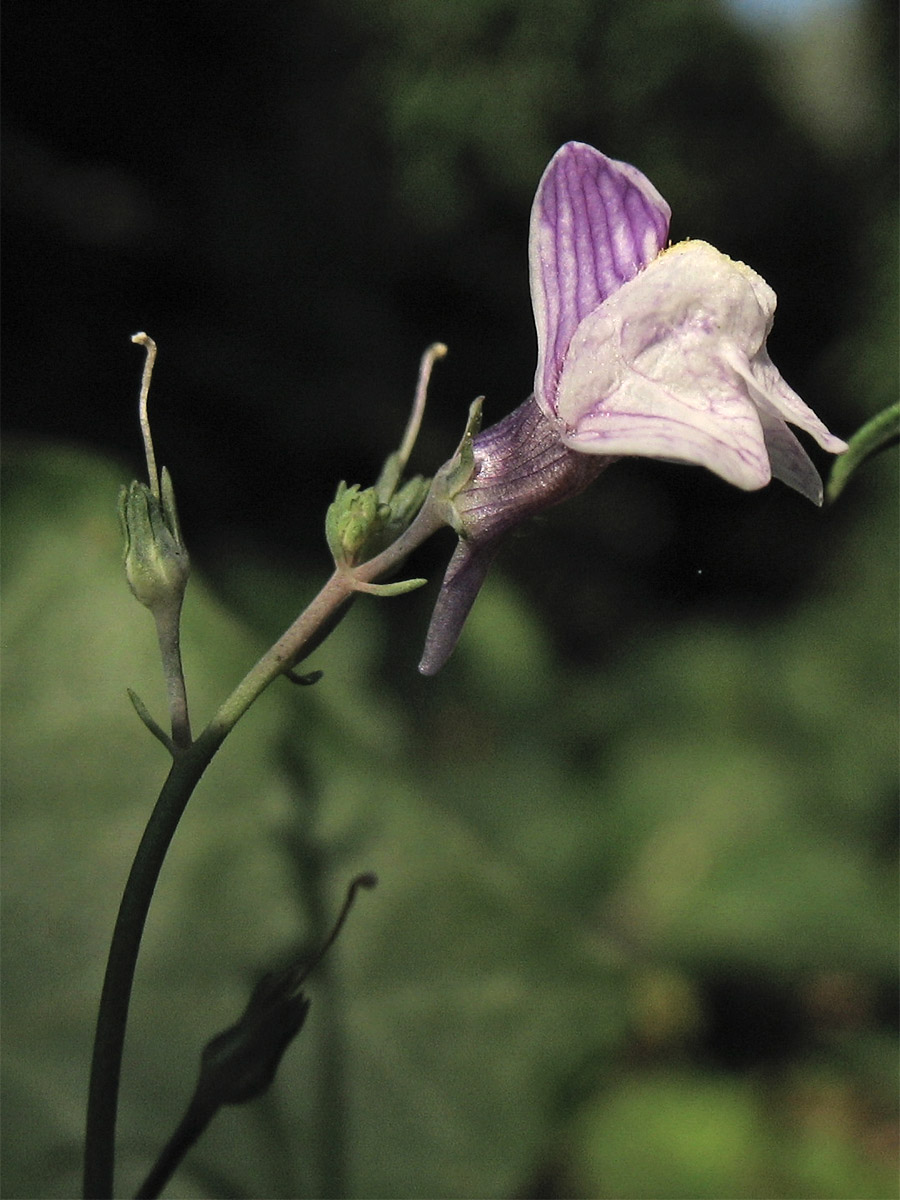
83, 739, 220, 1199
133, 1092, 216, 1200
153, 600, 191, 749
83, 500, 445, 1198
285, 809, 348, 1199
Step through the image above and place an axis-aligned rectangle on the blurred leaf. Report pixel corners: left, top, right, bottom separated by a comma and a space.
570, 1068, 898, 1200
0, 440, 629, 1199
571, 1071, 766, 1199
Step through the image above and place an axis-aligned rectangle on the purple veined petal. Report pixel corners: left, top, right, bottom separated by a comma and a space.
562, 381, 775, 491
456, 394, 608, 540
726, 352, 847, 504
419, 396, 610, 674
530, 141, 671, 420
551, 257, 771, 489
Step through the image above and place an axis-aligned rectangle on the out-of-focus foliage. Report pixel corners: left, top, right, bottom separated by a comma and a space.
2, 430, 895, 1198
2, 0, 897, 1197
2, 444, 630, 1198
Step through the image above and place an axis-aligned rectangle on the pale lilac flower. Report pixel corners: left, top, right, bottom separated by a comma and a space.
419, 142, 847, 674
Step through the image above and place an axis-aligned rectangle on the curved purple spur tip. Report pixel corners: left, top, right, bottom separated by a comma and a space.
418, 396, 609, 674
418, 535, 504, 675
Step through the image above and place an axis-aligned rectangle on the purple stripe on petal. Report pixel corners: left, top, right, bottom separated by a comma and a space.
459, 395, 607, 539
530, 142, 670, 418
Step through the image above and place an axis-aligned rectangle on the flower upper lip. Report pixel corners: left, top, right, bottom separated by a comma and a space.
530, 141, 672, 415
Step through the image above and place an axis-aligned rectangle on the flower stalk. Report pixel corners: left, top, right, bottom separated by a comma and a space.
133, 874, 377, 1199
85, 338, 452, 1199
120, 336, 192, 749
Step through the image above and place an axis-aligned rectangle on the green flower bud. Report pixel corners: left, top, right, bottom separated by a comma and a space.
325, 481, 379, 566
325, 476, 430, 568
118, 467, 189, 613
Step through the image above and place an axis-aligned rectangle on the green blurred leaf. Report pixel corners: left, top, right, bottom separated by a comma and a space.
0, 440, 629, 1199
570, 1068, 898, 1200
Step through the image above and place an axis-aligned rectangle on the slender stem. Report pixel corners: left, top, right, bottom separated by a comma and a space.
312, 936, 347, 1198
295, 873, 378, 988
83, 498, 445, 1198
825, 400, 899, 504
83, 742, 219, 1199
303, 875, 377, 1198
134, 1093, 216, 1200
284, 807, 347, 1199
153, 600, 191, 749
375, 342, 447, 504
205, 500, 445, 741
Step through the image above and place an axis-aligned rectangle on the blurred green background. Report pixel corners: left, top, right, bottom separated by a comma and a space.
2, 1, 897, 1197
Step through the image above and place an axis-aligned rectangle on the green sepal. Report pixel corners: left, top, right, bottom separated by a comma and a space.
382, 475, 432, 541
159, 465, 184, 546
119, 476, 190, 613
374, 449, 404, 506
126, 687, 176, 754
428, 396, 484, 535
325, 476, 431, 568
325, 482, 378, 566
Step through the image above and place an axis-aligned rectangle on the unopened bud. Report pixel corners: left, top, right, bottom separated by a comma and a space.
197, 972, 311, 1107
325, 477, 430, 568
118, 468, 190, 613
191, 872, 377, 1108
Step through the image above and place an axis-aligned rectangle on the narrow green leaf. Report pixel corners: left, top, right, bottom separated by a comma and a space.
127, 688, 176, 754
352, 576, 427, 597
826, 401, 899, 503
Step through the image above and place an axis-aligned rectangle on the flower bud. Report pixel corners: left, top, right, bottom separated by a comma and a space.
325, 476, 430, 568
196, 971, 311, 1107
191, 872, 376, 1108
118, 468, 189, 614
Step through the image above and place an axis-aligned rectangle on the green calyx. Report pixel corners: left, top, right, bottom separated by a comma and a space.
325, 475, 431, 569
428, 396, 483, 535
118, 467, 190, 613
